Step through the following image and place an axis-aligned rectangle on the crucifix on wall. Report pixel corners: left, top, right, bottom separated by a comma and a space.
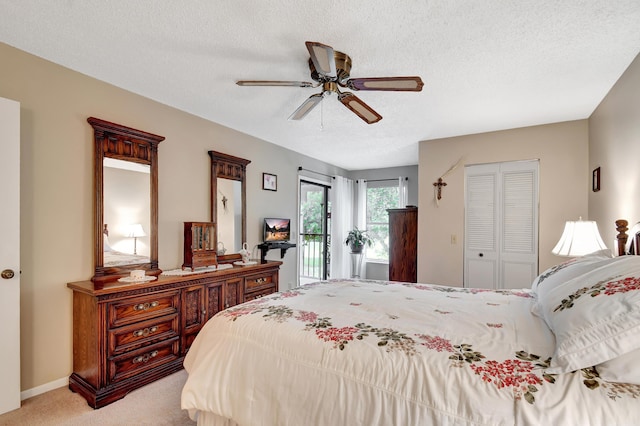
433, 157, 464, 206
433, 178, 447, 200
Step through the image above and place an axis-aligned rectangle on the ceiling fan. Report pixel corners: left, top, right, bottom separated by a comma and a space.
236, 41, 424, 124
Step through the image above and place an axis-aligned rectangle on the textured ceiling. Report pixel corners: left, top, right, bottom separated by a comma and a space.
1, 1, 639, 170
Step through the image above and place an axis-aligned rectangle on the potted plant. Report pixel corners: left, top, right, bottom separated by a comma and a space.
345, 227, 372, 254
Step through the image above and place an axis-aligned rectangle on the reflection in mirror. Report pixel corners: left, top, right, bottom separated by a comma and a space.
103, 158, 151, 266
216, 179, 242, 253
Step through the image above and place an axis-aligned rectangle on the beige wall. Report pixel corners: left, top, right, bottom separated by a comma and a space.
589, 53, 640, 250
418, 120, 589, 286
4, 35, 637, 394
0, 42, 345, 391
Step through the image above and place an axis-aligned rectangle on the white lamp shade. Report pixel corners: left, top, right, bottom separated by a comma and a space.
127, 223, 146, 238
552, 219, 607, 257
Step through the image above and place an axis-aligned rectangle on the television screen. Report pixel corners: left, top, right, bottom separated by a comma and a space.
264, 218, 291, 242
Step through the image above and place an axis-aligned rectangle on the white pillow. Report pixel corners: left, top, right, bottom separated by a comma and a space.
531, 249, 613, 292
103, 234, 113, 252
598, 349, 640, 385
537, 255, 640, 374
530, 250, 613, 318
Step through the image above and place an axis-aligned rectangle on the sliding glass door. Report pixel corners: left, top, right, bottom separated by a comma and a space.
299, 180, 330, 284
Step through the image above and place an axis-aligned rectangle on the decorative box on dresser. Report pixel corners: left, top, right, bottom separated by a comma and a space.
68, 261, 281, 408
388, 206, 418, 283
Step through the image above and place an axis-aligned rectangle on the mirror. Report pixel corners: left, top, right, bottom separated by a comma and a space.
209, 151, 250, 262
89, 117, 164, 285
103, 158, 151, 265
216, 179, 242, 253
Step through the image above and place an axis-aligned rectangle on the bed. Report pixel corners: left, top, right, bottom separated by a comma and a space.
181, 221, 640, 425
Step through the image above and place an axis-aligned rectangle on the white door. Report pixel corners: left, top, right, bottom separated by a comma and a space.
464, 160, 539, 289
464, 164, 498, 289
0, 97, 21, 414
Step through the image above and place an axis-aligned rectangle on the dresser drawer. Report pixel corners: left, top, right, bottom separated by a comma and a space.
109, 314, 179, 356
244, 286, 276, 302
245, 273, 275, 292
108, 337, 180, 384
108, 291, 180, 328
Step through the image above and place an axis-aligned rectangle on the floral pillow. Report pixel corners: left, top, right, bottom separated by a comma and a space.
530, 250, 613, 318
530, 249, 613, 292
536, 255, 640, 374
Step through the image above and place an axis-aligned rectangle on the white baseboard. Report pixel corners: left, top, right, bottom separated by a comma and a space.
21, 377, 67, 401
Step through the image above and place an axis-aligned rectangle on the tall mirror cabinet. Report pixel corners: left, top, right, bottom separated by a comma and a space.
67, 122, 281, 408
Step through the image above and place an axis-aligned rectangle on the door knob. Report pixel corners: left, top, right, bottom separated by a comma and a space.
1, 269, 15, 279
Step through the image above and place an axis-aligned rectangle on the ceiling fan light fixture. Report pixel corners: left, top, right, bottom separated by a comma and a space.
288, 93, 323, 121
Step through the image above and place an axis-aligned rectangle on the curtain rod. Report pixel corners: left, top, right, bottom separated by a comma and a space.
298, 167, 335, 180
363, 177, 409, 183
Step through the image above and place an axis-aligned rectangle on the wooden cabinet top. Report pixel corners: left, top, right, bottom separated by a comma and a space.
387, 206, 418, 213
68, 260, 282, 297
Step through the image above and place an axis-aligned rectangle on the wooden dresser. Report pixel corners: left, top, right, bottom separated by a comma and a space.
388, 206, 418, 282
67, 261, 281, 408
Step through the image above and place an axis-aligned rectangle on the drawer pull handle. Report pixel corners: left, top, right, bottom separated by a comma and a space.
132, 326, 158, 338
132, 350, 159, 364
133, 301, 159, 311
255, 277, 267, 284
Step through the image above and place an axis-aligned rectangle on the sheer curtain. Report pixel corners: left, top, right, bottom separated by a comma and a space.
330, 176, 354, 279
356, 179, 368, 278
398, 176, 408, 207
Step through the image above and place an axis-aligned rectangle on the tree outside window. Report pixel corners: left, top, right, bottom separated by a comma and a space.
366, 185, 399, 261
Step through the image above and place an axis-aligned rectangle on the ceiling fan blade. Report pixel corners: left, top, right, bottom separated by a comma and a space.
345, 76, 424, 92
338, 92, 382, 124
305, 41, 337, 79
288, 93, 324, 121
236, 80, 316, 87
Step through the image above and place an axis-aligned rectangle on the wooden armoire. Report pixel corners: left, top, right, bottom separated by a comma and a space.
388, 206, 418, 282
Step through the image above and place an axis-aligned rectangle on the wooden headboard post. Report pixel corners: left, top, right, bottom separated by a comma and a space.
616, 219, 629, 256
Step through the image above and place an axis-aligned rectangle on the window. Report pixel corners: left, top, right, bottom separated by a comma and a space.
366, 184, 399, 261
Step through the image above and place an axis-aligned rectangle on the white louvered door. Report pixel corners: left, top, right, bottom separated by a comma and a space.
464, 160, 539, 289
464, 164, 498, 289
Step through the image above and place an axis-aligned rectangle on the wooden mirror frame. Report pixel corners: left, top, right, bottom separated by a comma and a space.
89, 117, 164, 285
209, 151, 251, 263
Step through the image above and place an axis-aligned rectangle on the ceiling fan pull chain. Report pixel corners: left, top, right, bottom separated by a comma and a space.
320, 98, 324, 131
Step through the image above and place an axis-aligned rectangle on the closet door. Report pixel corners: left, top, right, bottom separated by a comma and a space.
499, 162, 539, 289
464, 165, 498, 289
464, 160, 539, 289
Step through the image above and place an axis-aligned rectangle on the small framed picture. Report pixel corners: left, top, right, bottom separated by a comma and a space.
263, 173, 277, 191
592, 167, 601, 192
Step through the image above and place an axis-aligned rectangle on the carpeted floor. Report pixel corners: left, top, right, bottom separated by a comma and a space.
0, 370, 194, 425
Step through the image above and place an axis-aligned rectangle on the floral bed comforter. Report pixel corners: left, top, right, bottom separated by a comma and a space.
181, 279, 640, 425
